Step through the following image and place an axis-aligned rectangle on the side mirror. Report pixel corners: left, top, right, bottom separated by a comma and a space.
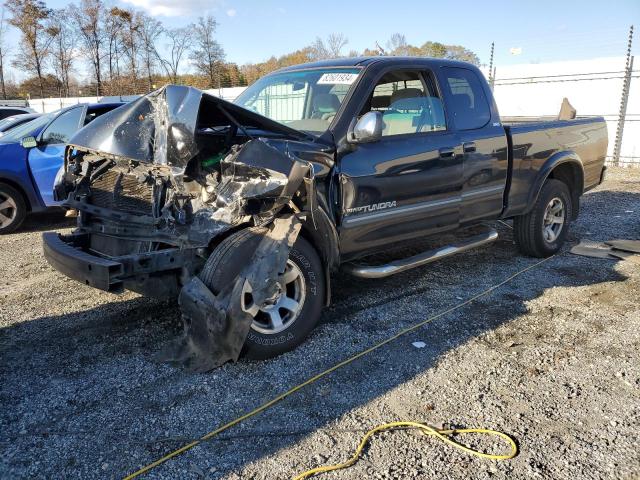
348, 111, 382, 144
20, 136, 38, 149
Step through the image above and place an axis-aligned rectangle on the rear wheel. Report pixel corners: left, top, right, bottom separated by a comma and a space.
199, 227, 325, 360
514, 179, 572, 257
0, 183, 27, 234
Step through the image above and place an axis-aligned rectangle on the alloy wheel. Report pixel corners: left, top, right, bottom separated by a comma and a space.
542, 197, 565, 243
241, 259, 306, 335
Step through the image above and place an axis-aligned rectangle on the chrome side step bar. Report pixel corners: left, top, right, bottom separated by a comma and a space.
344, 228, 498, 279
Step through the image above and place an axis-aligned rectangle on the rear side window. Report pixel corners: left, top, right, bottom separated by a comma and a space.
441, 67, 491, 130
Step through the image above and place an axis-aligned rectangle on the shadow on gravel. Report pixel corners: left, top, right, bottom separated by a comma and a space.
16, 209, 75, 233
0, 190, 637, 479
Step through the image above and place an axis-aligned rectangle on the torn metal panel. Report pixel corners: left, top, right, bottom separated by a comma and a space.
569, 241, 617, 260
68, 85, 309, 170
160, 215, 302, 372
570, 239, 640, 264
604, 239, 640, 254
67, 87, 200, 167
183, 138, 312, 244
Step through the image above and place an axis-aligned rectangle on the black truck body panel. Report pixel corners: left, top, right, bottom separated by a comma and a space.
44, 57, 608, 298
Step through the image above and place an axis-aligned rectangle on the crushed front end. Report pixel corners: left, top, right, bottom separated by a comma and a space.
45, 85, 315, 297
43, 85, 327, 370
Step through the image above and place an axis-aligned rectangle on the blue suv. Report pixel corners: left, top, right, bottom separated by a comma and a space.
0, 102, 123, 233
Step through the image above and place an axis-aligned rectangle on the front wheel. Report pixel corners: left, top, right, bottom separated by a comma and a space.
513, 178, 573, 257
199, 227, 325, 360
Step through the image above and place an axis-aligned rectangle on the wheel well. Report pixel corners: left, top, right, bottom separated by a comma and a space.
0, 179, 31, 212
205, 217, 334, 307
547, 162, 583, 220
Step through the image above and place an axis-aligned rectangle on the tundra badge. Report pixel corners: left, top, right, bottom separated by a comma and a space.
346, 201, 397, 215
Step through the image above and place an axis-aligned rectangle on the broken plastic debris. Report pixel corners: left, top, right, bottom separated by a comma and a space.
412, 341, 427, 349
570, 241, 616, 259
158, 214, 303, 372
604, 239, 640, 254
570, 239, 640, 263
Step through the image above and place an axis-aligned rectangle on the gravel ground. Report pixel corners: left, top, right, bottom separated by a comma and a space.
1, 167, 639, 480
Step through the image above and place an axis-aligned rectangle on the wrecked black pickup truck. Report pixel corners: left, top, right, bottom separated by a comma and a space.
43, 57, 608, 370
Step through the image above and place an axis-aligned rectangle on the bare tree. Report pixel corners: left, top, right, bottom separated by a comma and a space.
104, 10, 123, 82
46, 8, 77, 97
387, 33, 409, 56
110, 7, 139, 82
190, 15, 225, 89
158, 27, 193, 84
326, 33, 348, 58
6, 0, 52, 98
0, 8, 9, 99
309, 34, 348, 60
309, 37, 329, 60
73, 0, 106, 95
136, 13, 163, 91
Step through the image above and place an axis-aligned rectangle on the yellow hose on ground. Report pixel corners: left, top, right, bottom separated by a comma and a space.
292, 421, 518, 479
123, 256, 551, 479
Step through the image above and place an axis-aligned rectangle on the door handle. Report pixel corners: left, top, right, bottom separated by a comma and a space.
463, 142, 477, 153
438, 147, 455, 158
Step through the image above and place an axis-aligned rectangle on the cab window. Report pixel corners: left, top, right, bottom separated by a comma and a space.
441, 67, 491, 130
362, 70, 446, 136
40, 107, 83, 144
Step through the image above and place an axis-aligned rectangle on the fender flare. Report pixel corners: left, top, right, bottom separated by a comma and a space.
299, 206, 340, 307
525, 151, 584, 218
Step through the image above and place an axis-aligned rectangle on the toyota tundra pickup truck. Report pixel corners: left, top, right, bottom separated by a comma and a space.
43, 57, 607, 369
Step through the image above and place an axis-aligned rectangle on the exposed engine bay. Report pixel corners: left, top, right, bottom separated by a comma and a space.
52, 85, 329, 371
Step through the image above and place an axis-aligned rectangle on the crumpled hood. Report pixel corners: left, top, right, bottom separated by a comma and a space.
68, 84, 310, 169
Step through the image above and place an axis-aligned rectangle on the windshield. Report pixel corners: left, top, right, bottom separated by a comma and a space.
0, 112, 54, 143
234, 68, 361, 135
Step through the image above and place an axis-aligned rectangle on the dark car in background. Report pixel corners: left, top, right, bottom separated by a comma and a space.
0, 106, 36, 120
0, 102, 123, 233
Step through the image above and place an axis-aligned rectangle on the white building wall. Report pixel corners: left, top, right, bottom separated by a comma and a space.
483, 56, 638, 165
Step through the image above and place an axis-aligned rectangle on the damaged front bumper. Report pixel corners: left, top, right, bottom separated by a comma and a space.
42, 231, 202, 297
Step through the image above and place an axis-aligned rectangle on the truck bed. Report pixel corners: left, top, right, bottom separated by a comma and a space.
502, 116, 608, 218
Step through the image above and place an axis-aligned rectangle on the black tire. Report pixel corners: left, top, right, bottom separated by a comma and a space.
0, 183, 27, 234
199, 227, 325, 360
514, 178, 573, 257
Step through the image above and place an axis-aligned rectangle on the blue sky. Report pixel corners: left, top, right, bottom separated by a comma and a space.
3, 0, 640, 76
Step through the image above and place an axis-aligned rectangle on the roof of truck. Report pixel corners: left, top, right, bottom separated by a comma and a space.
275, 56, 475, 73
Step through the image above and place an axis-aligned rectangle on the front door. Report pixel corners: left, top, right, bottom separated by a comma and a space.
337, 69, 463, 257
28, 106, 85, 206
438, 66, 509, 224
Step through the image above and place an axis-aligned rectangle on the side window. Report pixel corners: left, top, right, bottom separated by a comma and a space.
362, 70, 446, 136
41, 108, 83, 144
441, 67, 491, 130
